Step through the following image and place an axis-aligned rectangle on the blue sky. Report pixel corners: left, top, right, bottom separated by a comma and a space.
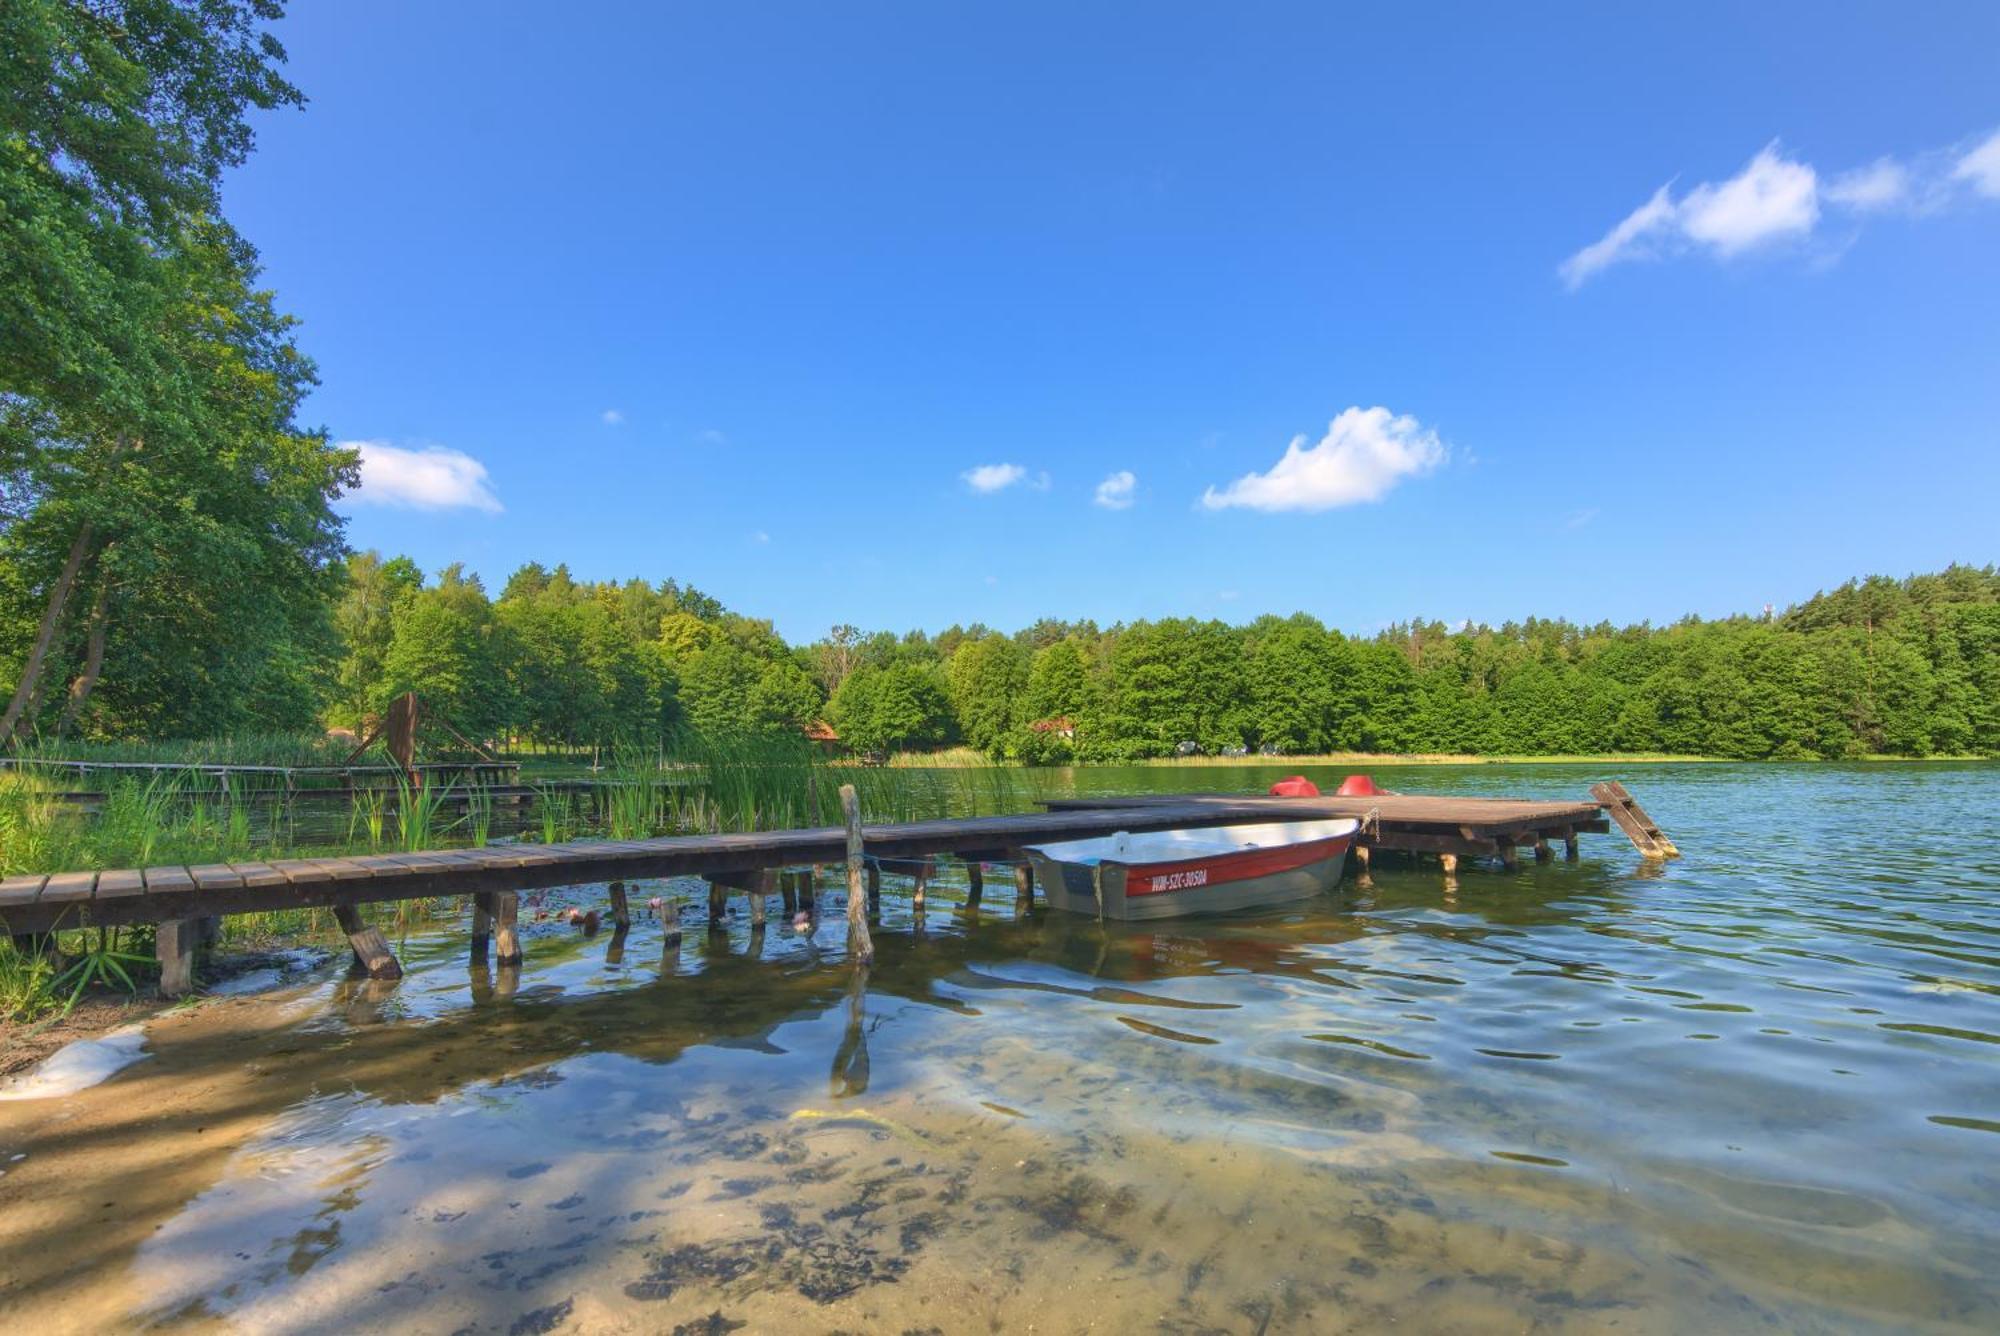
224, 3, 2000, 643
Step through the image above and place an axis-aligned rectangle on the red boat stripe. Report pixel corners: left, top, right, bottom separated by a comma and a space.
1122, 835, 1353, 897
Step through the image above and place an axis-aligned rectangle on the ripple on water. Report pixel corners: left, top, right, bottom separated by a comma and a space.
0, 762, 1997, 1331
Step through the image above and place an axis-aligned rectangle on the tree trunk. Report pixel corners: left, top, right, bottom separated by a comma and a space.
0, 521, 95, 745
56, 569, 112, 738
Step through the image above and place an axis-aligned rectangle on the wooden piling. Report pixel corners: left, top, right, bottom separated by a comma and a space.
471, 891, 494, 964
333, 903, 403, 980
1014, 860, 1034, 906
1498, 839, 1520, 871
780, 872, 800, 917
965, 861, 984, 909
912, 858, 932, 913
1533, 836, 1552, 863
607, 880, 631, 932
493, 892, 523, 967
158, 918, 197, 998
1565, 830, 1580, 860
1440, 852, 1459, 878
750, 873, 766, 926
707, 878, 728, 931
840, 784, 875, 964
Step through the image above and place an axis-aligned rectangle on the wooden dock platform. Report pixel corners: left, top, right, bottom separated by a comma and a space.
0, 787, 1626, 996
1043, 792, 1609, 871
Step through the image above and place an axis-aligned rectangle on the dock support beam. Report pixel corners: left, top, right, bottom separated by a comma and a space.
158, 918, 197, 998
493, 892, 522, 967
471, 892, 493, 964
1439, 852, 1458, 879
707, 879, 727, 931
912, 858, 932, 914
333, 904, 403, 980
1498, 839, 1520, 872
840, 784, 874, 964
1533, 836, 1552, 863
608, 880, 631, 932
965, 861, 983, 909
1565, 830, 1580, 861
1014, 861, 1034, 908
781, 872, 801, 918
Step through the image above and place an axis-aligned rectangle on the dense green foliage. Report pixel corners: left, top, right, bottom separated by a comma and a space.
1, 1, 353, 743
313, 559, 1997, 761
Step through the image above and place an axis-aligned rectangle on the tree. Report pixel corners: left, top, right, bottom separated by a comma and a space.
2, 2, 351, 742
829, 662, 955, 754
946, 634, 1027, 756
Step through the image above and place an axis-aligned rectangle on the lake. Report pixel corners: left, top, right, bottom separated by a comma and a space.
1, 762, 1996, 1332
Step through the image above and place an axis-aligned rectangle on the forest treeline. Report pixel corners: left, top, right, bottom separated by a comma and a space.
300, 557, 1995, 762
1, 7, 1994, 764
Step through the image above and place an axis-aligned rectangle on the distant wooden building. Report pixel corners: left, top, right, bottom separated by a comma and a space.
1030, 715, 1076, 739
803, 720, 842, 751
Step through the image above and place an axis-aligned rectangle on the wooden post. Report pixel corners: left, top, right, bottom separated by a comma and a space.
965, 861, 984, 909
333, 904, 403, 980
1354, 845, 1371, 873
471, 891, 494, 964
1564, 830, 1580, 861
1533, 836, 1552, 863
707, 878, 727, 932
1498, 839, 1520, 872
608, 880, 631, 932
912, 858, 932, 913
493, 892, 522, 967
750, 871, 767, 927
1013, 860, 1034, 907
840, 784, 875, 964
780, 872, 800, 918
1439, 852, 1459, 878
158, 918, 197, 998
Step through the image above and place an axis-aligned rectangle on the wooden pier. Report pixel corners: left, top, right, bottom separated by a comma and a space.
0, 787, 1641, 997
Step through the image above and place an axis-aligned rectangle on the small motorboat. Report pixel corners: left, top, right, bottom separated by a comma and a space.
1023, 818, 1360, 921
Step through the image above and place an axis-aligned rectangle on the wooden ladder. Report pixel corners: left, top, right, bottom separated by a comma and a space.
1590, 781, 1680, 859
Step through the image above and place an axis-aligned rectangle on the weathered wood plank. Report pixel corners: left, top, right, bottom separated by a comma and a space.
187, 864, 246, 892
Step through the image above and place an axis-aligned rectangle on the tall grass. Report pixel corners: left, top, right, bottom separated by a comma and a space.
0, 732, 1041, 1018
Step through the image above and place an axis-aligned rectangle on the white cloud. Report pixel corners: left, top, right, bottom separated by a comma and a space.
1559, 185, 1679, 288
1955, 127, 2000, 198
601, 409, 624, 426
752, 530, 770, 544
1093, 470, 1137, 509
962, 463, 1028, 493
1200, 407, 1446, 514
1562, 145, 1816, 286
1677, 146, 1818, 254
345, 442, 501, 513
1029, 470, 1052, 491
696, 428, 727, 446
1826, 158, 1909, 211
1564, 125, 2000, 287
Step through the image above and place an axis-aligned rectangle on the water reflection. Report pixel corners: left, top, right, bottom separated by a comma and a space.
0, 763, 1996, 1332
